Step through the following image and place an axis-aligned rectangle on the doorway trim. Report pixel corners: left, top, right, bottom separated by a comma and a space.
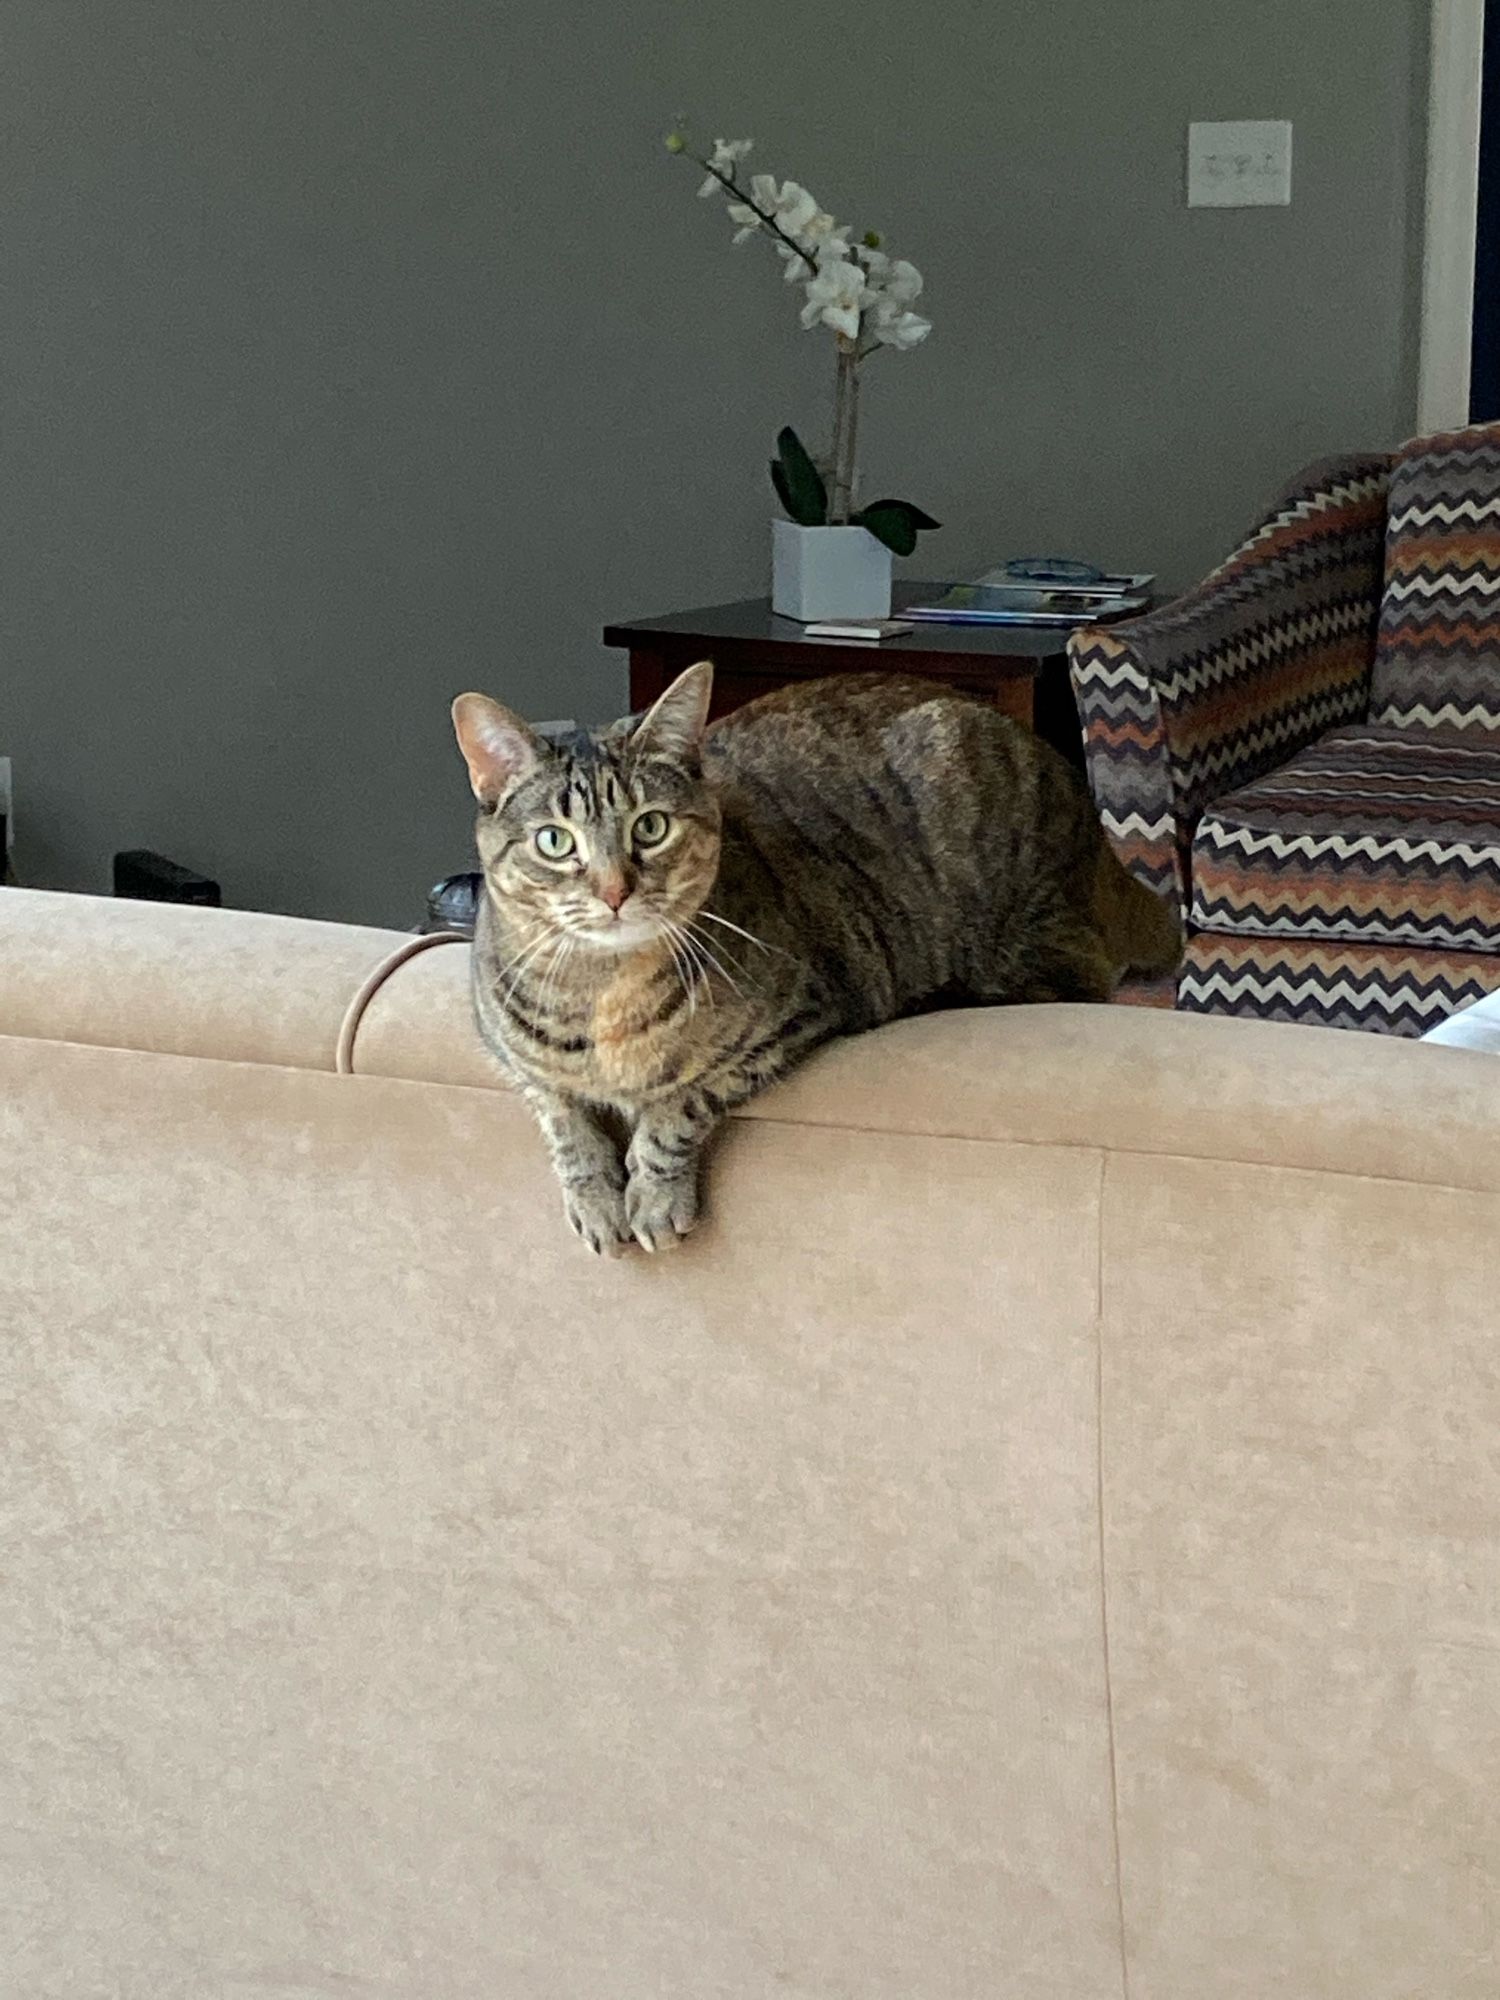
1418, 0, 1485, 431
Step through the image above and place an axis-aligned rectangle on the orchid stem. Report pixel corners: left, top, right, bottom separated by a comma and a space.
828, 345, 849, 520
688, 154, 819, 276
831, 342, 861, 524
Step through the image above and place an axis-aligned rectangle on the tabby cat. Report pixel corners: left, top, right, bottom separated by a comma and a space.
452, 666, 1179, 1255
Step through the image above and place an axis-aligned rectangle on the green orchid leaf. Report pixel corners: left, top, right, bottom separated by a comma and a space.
853, 497, 942, 554
854, 505, 917, 556
773, 426, 828, 525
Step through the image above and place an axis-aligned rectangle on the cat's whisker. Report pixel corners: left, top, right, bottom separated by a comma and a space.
661, 917, 716, 1011
659, 916, 698, 982
504, 922, 558, 974
658, 927, 698, 1018
530, 948, 571, 1052
534, 934, 577, 1030
530, 937, 559, 1022
681, 919, 754, 998
488, 916, 546, 977
680, 937, 744, 1003
499, 926, 562, 1007
696, 908, 787, 958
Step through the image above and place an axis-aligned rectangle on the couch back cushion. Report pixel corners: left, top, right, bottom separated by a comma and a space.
1370, 422, 1500, 731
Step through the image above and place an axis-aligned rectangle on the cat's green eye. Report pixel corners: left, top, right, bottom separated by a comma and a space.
534, 824, 576, 861
632, 809, 671, 850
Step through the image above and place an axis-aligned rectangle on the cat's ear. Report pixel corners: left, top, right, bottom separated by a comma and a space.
632, 660, 713, 762
451, 693, 543, 805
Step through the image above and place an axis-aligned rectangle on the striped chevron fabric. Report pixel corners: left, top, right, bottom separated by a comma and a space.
1190, 724, 1500, 953
1070, 431, 1500, 1035
1370, 423, 1500, 733
1066, 630, 1180, 903
1178, 932, 1500, 1038
1070, 453, 1390, 913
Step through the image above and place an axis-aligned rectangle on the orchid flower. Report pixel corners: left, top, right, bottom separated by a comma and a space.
665, 123, 939, 554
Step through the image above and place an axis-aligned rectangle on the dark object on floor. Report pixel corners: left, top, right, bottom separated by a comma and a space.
423, 872, 480, 936
113, 850, 221, 906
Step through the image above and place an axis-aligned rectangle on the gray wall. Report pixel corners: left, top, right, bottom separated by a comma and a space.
2, 1, 1430, 927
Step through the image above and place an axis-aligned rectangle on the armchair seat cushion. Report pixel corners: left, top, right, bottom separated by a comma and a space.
1189, 723, 1500, 953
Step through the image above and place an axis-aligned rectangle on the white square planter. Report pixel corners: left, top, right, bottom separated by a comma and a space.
771, 520, 893, 623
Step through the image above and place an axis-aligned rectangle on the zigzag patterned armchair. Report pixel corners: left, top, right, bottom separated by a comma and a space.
1069, 423, 1500, 1036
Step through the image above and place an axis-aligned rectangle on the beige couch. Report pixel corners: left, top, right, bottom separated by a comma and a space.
2, 886, 1497, 1999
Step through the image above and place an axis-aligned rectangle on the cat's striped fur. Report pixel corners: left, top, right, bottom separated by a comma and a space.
453, 665, 1179, 1255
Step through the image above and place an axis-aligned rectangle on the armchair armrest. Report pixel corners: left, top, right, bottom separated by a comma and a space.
1068, 453, 1390, 905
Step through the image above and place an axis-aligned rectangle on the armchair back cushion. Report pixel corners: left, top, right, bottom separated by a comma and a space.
1370, 422, 1500, 732
1071, 454, 1389, 908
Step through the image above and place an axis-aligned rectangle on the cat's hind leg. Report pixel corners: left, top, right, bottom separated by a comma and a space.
970, 923, 1122, 1007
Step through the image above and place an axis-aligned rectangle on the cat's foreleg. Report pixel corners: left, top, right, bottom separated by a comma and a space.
525, 1086, 631, 1257
623, 1088, 724, 1254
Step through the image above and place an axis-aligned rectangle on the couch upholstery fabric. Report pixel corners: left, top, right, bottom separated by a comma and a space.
2, 889, 1497, 1999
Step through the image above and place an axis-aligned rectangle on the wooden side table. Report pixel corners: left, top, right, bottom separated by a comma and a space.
603, 584, 1094, 767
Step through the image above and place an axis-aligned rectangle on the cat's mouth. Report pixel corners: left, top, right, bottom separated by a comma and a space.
564, 911, 667, 954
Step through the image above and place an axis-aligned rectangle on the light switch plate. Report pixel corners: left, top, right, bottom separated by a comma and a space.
1187, 120, 1292, 207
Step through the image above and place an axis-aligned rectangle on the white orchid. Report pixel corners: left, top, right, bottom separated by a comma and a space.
725, 200, 762, 245
799, 258, 865, 339
675, 132, 933, 358
847, 249, 931, 347
733, 177, 843, 257
883, 258, 923, 303
799, 213, 851, 263
740, 174, 819, 240
867, 300, 932, 349
772, 180, 819, 236
667, 123, 939, 550
698, 136, 753, 195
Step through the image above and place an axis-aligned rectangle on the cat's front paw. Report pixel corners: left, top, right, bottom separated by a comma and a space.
562, 1176, 632, 1258
625, 1171, 700, 1254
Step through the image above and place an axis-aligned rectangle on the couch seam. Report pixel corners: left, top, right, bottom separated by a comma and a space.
1096, 1152, 1132, 2000
733, 1110, 1499, 1200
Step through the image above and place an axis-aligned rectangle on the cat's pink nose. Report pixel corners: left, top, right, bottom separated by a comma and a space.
597, 879, 628, 914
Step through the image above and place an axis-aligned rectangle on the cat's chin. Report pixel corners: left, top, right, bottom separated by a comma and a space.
570, 919, 665, 955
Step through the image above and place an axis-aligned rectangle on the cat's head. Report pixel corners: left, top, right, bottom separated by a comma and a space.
451, 661, 720, 954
